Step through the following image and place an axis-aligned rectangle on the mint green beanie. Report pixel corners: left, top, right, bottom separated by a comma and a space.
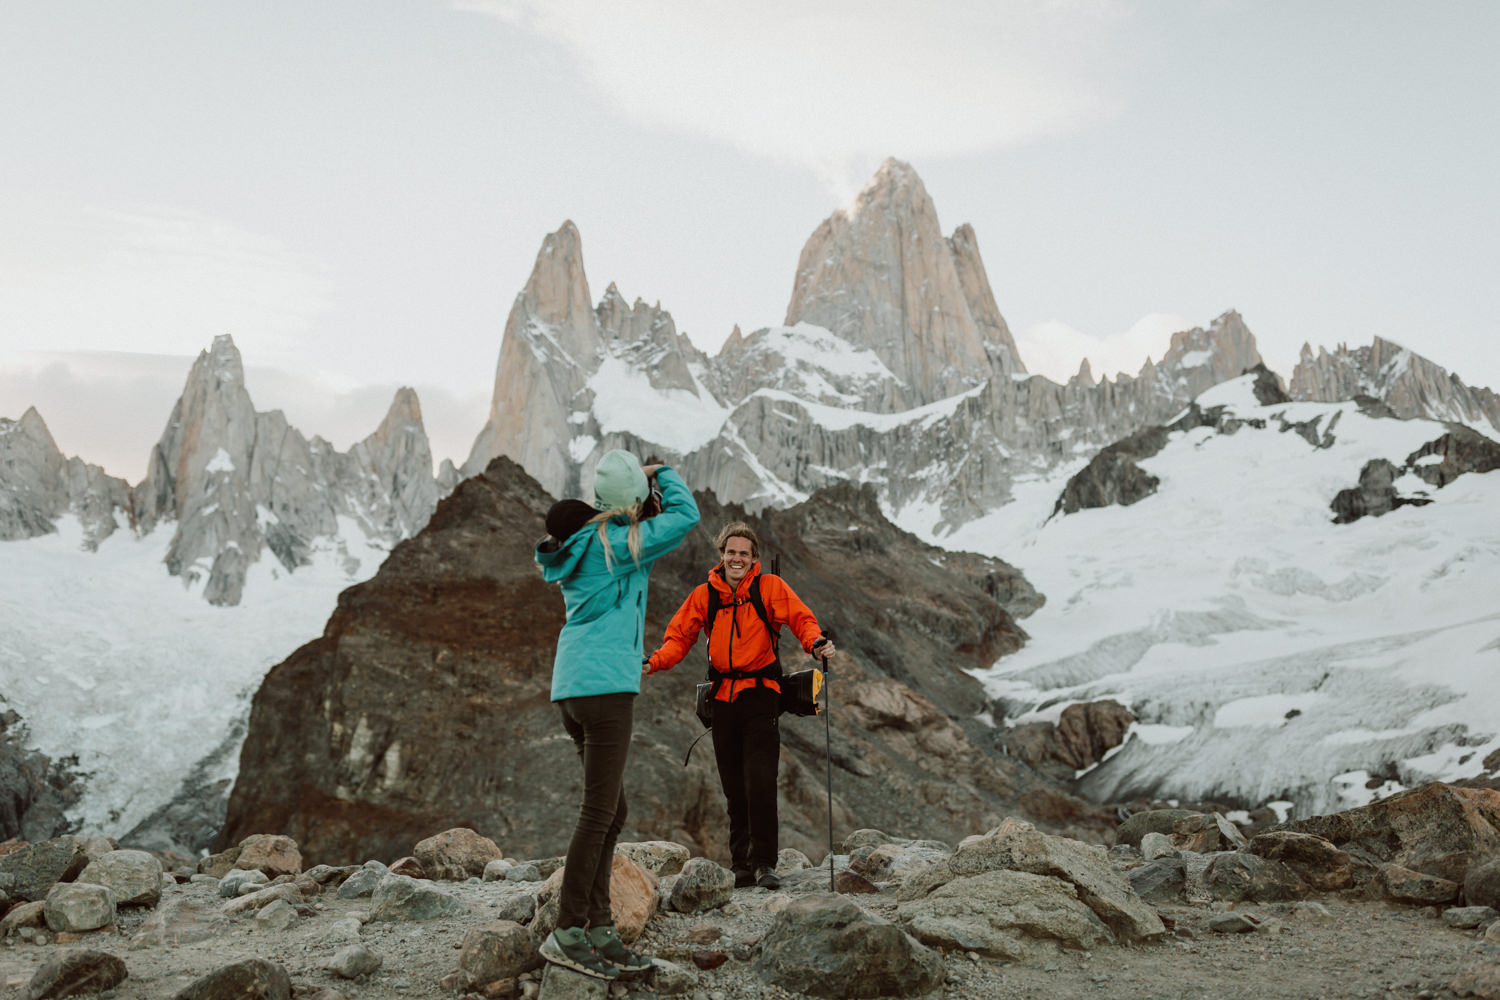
592, 450, 649, 511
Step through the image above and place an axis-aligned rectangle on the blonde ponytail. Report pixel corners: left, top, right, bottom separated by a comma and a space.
589, 503, 645, 573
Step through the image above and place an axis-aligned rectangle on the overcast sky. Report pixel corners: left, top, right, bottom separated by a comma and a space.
2, 1, 1496, 483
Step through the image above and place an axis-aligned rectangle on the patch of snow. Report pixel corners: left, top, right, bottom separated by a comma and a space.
204, 448, 235, 474
569, 435, 598, 463
589, 356, 729, 454
1176, 349, 1212, 368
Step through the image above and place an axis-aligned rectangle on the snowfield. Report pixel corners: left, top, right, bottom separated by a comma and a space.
921, 374, 1500, 821
0, 517, 388, 839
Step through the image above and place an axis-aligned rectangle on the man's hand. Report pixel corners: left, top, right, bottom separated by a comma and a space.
641, 656, 652, 675
812, 637, 835, 663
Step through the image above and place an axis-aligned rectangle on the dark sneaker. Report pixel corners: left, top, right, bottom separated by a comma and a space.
754, 866, 782, 889
541, 926, 619, 980
733, 867, 755, 888
588, 924, 653, 974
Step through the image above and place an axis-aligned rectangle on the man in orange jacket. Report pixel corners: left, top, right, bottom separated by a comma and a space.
645, 522, 834, 889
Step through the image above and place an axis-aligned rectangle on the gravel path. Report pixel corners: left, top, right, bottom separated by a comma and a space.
3, 877, 1497, 999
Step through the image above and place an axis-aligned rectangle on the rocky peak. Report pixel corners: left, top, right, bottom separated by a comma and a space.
1290, 337, 1500, 431
341, 387, 440, 541
520, 219, 600, 364
783, 158, 1020, 408
0, 407, 131, 549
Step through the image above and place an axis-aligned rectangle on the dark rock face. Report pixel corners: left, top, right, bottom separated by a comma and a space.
1330, 459, 1429, 523
0, 711, 81, 843
1405, 427, 1500, 488
221, 459, 1084, 867
0, 836, 89, 901
1052, 404, 1222, 517
1247, 363, 1292, 406
1001, 700, 1135, 779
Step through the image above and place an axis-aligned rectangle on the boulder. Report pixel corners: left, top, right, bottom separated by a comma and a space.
43, 882, 115, 933
217, 868, 270, 898
614, 840, 690, 877
850, 840, 952, 883
1171, 813, 1245, 853
1202, 853, 1305, 903
1373, 863, 1462, 905
1284, 783, 1500, 883
222, 883, 301, 915
414, 827, 504, 880
905, 818, 1164, 942
326, 944, 382, 979
233, 834, 302, 878
1139, 832, 1177, 861
336, 865, 384, 899
1451, 965, 1500, 1000
457, 921, 542, 986
1247, 831, 1353, 891
756, 893, 943, 998
667, 858, 734, 915
195, 847, 241, 879
130, 895, 230, 948
1465, 854, 1500, 909
369, 874, 468, 921
898, 869, 1112, 959
170, 958, 291, 1000
255, 899, 298, 931
1127, 858, 1186, 904
0, 836, 88, 901
1116, 809, 1197, 849
75, 849, 162, 908
23, 948, 128, 1000
1443, 906, 1498, 930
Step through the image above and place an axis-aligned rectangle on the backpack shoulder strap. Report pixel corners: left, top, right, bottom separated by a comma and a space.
748, 574, 780, 656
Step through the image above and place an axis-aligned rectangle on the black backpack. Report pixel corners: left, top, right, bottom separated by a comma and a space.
692, 563, 821, 728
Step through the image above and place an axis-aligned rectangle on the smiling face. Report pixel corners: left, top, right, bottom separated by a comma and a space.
720, 536, 755, 588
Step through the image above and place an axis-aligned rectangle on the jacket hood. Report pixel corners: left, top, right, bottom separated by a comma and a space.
709, 559, 762, 597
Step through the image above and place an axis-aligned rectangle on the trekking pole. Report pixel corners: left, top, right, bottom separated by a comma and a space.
820, 644, 835, 893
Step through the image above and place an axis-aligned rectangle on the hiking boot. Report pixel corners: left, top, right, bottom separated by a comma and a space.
733, 867, 755, 889
540, 926, 619, 980
754, 866, 781, 890
588, 924, 653, 974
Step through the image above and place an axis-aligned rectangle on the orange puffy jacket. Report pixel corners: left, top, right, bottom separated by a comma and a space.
647, 561, 823, 702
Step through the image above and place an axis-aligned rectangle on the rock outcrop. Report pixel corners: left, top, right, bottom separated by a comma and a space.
217, 457, 1104, 868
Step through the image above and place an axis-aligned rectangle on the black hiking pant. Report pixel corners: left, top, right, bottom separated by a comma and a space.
711, 686, 780, 872
556, 691, 634, 929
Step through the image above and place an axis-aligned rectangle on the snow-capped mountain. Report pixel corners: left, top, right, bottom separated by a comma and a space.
940, 372, 1500, 819
3, 157, 1498, 851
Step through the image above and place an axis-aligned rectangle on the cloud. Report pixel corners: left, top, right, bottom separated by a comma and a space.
1016, 311, 1191, 384
457, 0, 1132, 196
0, 199, 333, 362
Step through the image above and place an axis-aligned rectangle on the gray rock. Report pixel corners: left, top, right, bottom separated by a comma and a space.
482, 859, 513, 882
458, 920, 542, 984
254, 898, 298, 931
336, 867, 383, 899
217, 867, 270, 898
898, 869, 1112, 960
756, 893, 943, 998
170, 958, 291, 1000
327, 943, 383, 979
647, 958, 697, 995
776, 848, 813, 873
504, 863, 543, 883
668, 858, 734, 914
130, 895, 231, 948
1116, 810, 1197, 849
1208, 913, 1260, 934
1203, 853, 1305, 903
369, 873, 469, 922
78, 849, 163, 907
538, 962, 610, 999
1373, 863, 1462, 905
1442, 906, 1497, 930
24, 948, 128, 1000
0, 408, 131, 550
1127, 858, 1186, 904
905, 818, 1164, 943
1465, 855, 1500, 910
615, 840, 691, 877
0, 835, 89, 901
489, 888, 538, 925
43, 881, 116, 933
1139, 832, 1178, 861
222, 883, 300, 915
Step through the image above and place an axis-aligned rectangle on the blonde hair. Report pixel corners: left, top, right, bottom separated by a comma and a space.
590, 503, 646, 573
715, 521, 759, 558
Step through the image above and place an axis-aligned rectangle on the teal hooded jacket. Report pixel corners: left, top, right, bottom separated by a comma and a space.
535, 466, 700, 701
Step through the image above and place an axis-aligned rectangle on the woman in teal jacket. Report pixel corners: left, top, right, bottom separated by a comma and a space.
533, 450, 699, 980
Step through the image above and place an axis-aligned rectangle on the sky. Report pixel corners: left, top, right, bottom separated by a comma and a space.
1, 1, 1497, 483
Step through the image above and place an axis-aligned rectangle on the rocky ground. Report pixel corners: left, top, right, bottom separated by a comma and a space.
3, 837, 1499, 1000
